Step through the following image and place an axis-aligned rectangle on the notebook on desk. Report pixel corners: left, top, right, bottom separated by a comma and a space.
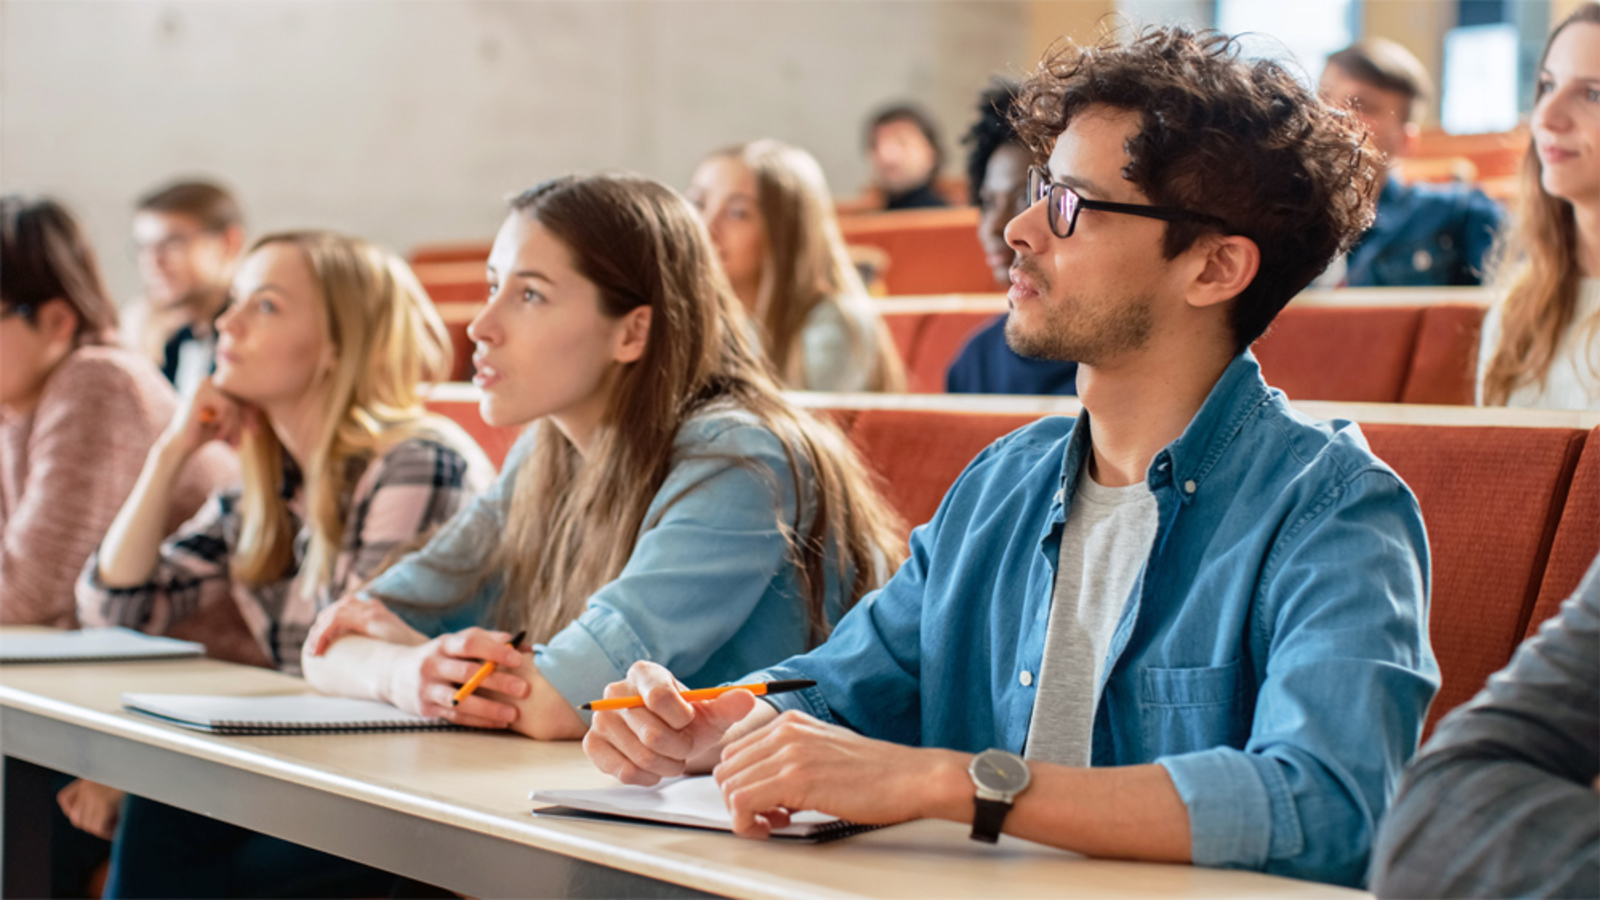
122, 692, 461, 735
0, 628, 205, 663
530, 775, 880, 843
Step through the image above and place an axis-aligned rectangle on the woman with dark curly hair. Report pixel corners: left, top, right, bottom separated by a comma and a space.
945, 80, 1080, 395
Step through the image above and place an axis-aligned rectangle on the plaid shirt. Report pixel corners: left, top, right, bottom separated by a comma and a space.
78, 433, 493, 674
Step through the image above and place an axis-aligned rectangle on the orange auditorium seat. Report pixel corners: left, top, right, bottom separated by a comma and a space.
839, 208, 993, 295
1524, 426, 1600, 640
1253, 306, 1425, 403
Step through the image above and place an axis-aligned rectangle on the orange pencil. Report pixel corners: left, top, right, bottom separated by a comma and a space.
581, 679, 816, 711
450, 630, 527, 707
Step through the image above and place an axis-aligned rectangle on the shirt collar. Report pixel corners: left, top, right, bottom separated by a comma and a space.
1056, 350, 1273, 507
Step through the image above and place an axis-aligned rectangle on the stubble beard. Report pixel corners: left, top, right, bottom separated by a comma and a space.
1004, 259, 1155, 366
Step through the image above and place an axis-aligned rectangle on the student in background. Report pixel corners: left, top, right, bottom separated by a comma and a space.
585, 27, 1436, 888
1, 196, 234, 629
865, 103, 950, 210
79, 231, 492, 899
126, 179, 246, 395
1370, 553, 1600, 898
1317, 39, 1504, 287
686, 140, 905, 392
945, 81, 1080, 395
0, 195, 236, 899
302, 173, 904, 742
1479, 4, 1600, 410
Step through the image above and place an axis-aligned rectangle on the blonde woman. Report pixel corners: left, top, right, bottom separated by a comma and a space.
1478, 3, 1600, 409
301, 173, 905, 742
80, 231, 494, 899
686, 140, 905, 392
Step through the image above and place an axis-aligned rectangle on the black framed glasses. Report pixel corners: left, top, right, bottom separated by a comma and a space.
1027, 166, 1224, 239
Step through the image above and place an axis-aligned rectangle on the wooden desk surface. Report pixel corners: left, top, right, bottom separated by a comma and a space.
0, 636, 1365, 899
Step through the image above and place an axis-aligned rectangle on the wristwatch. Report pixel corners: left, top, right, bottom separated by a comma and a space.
967, 748, 1030, 843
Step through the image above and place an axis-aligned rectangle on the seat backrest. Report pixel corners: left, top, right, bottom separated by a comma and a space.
1400, 304, 1487, 405
908, 312, 1000, 393
847, 408, 1048, 531
1525, 426, 1600, 640
1360, 423, 1586, 736
1253, 306, 1425, 403
839, 209, 993, 295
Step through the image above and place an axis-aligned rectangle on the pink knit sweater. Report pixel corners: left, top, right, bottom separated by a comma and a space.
0, 346, 239, 641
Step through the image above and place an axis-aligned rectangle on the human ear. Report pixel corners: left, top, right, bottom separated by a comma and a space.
36, 298, 80, 347
1186, 235, 1260, 311
613, 306, 652, 364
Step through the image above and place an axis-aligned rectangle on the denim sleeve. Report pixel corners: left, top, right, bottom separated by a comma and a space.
535, 420, 801, 720
364, 427, 535, 636
1158, 468, 1438, 887
755, 520, 933, 745
1370, 557, 1600, 899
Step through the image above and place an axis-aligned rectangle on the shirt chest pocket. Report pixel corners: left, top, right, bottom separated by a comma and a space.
1138, 660, 1250, 757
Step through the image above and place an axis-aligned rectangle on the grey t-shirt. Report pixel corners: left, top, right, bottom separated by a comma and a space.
1024, 463, 1159, 767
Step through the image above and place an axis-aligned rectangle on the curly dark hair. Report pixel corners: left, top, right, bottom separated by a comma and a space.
1014, 26, 1382, 352
962, 80, 1022, 207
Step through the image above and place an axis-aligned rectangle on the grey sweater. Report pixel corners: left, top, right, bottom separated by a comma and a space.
1371, 555, 1600, 898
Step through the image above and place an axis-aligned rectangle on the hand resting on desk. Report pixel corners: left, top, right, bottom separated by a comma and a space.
302, 597, 584, 738
583, 660, 966, 838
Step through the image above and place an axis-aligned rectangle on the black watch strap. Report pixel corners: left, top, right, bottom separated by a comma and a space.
970, 796, 1011, 843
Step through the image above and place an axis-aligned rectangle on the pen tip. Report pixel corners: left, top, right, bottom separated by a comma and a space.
579, 703, 592, 710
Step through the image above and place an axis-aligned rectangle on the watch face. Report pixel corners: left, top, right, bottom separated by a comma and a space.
970, 749, 1030, 793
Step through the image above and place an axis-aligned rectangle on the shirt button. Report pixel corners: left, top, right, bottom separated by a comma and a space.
1019, 671, 1034, 687
1183, 479, 1197, 494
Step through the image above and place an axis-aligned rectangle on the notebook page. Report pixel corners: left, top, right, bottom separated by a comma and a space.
122, 693, 445, 729
0, 628, 205, 663
530, 775, 842, 837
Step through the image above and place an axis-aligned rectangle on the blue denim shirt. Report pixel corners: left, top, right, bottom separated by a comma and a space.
1345, 176, 1503, 287
756, 352, 1439, 886
365, 405, 841, 721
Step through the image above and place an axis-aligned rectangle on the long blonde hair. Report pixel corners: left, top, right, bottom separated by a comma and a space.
233, 231, 455, 588
488, 174, 905, 645
709, 140, 906, 392
1482, 3, 1600, 405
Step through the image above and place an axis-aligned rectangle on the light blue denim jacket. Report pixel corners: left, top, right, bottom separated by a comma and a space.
365, 404, 840, 721
756, 352, 1439, 886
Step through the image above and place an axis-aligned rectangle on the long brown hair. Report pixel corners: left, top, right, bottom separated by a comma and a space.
1482, 3, 1600, 405
707, 140, 905, 392
489, 173, 904, 645
232, 231, 458, 589
0, 195, 119, 346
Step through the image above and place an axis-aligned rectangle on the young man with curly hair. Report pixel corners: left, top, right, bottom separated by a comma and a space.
583, 27, 1438, 888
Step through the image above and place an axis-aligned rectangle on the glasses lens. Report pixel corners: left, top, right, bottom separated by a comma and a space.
1055, 186, 1078, 238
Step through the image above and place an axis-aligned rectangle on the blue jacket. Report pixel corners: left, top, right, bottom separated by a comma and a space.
1345, 176, 1503, 287
945, 314, 1079, 396
368, 405, 844, 720
757, 352, 1439, 886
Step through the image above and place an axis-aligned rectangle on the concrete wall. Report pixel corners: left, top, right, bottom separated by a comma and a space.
2, 0, 1027, 300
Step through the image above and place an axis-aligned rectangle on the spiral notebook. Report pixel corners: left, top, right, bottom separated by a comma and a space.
530, 776, 880, 843
122, 692, 460, 735
0, 628, 205, 663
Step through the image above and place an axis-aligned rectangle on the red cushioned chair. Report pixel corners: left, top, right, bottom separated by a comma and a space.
1254, 306, 1425, 403
1362, 423, 1586, 736
1400, 304, 1488, 405
1524, 426, 1600, 640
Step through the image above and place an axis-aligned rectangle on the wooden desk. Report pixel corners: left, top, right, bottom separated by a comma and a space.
0, 641, 1364, 899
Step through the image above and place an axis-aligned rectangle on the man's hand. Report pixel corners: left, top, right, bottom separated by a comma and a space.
584, 660, 769, 784
713, 710, 971, 838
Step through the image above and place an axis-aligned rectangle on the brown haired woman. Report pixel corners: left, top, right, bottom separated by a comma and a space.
302, 172, 905, 742
1, 196, 238, 896
685, 140, 905, 392
1478, 3, 1600, 409
1, 196, 235, 630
